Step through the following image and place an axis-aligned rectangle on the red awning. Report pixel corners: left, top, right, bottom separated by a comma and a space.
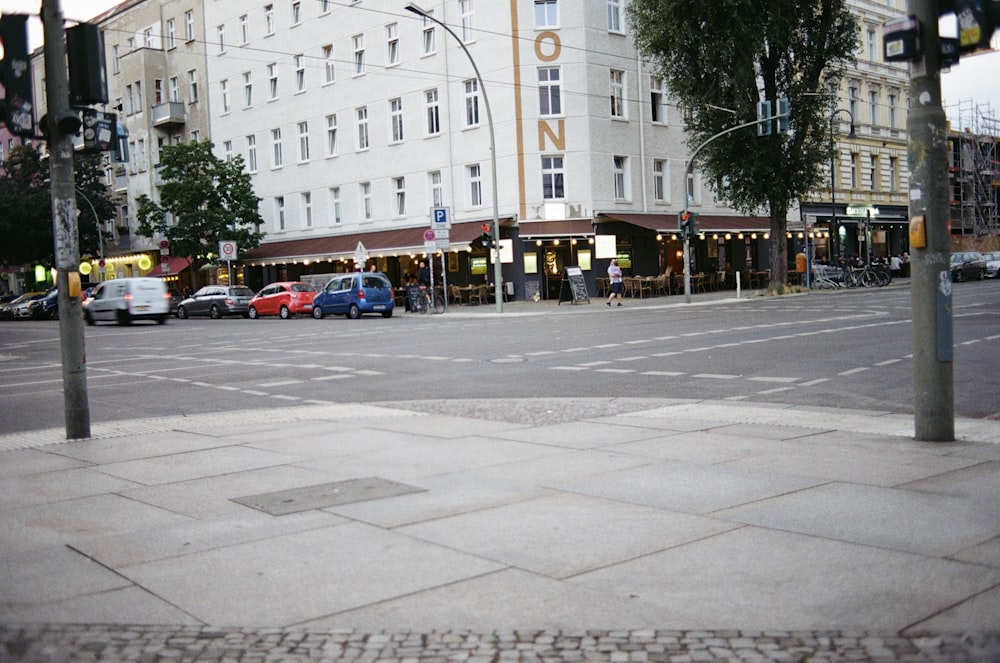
155, 255, 192, 276
516, 219, 595, 238
244, 220, 504, 264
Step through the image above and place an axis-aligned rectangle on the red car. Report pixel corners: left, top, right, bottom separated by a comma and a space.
247, 281, 317, 319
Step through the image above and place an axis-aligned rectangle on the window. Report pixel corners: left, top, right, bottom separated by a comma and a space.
323, 45, 335, 83
167, 19, 175, 48
243, 72, 253, 107
850, 152, 859, 189
275, 196, 285, 230
386, 23, 399, 65
464, 79, 480, 127
268, 63, 278, 99
223, 140, 233, 161
429, 171, 443, 207
653, 159, 668, 201
422, 15, 436, 54
297, 121, 310, 162
169, 77, 179, 102
394, 176, 406, 215
356, 106, 369, 150
848, 84, 859, 122
535, 0, 558, 28
144, 27, 154, 48
538, 67, 562, 116
136, 138, 146, 171
187, 70, 198, 102
425, 89, 440, 135
239, 14, 249, 43
132, 81, 142, 114
459, 0, 474, 42
389, 98, 404, 143
185, 10, 194, 41
686, 170, 700, 204
610, 69, 625, 118
869, 154, 878, 191
220, 80, 230, 113
217, 25, 225, 53
320, 0, 331, 14
326, 114, 338, 156
294, 54, 305, 92
124, 84, 133, 114
330, 187, 342, 224
301, 192, 312, 227
468, 164, 483, 206
353, 34, 365, 74
867, 28, 877, 61
607, 0, 621, 32
650, 76, 668, 123
868, 89, 879, 125
154, 79, 163, 104
360, 182, 373, 220
613, 155, 628, 199
271, 128, 283, 167
291, 1, 301, 25
889, 156, 899, 192
264, 4, 274, 35
888, 91, 898, 129
541, 155, 564, 200
112, 45, 120, 73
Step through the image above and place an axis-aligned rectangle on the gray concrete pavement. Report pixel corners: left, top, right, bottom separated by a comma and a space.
1, 396, 999, 661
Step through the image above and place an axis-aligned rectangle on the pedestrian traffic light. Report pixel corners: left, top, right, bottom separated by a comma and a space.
756, 100, 772, 136
776, 97, 790, 134
678, 211, 698, 238
480, 222, 495, 248
0, 14, 35, 137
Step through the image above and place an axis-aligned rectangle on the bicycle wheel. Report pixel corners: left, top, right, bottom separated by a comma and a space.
844, 270, 859, 288
861, 269, 877, 288
432, 296, 445, 314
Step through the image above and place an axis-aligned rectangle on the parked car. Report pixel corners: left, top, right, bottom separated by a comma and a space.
83, 278, 170, 325
950, 251, 987, 281
1, 292, 45, 320
981, 251, 1000, 279
167, 288, 184, 315
248, 281, 317, 319
28, 288, 60, 319
311, 272, 395, 319
176, 285, 255, 319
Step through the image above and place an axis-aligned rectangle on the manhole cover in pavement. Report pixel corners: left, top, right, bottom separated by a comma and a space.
232, 477, 426, 516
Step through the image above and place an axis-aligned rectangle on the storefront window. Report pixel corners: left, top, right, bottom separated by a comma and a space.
577, 249, 592, 271
524, 253, 538, 274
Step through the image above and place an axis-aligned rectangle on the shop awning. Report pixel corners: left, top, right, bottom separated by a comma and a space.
517, 219, 595, 238
154, 255, 192, 276
243, 220, 501, 265
596, 212, 771, 233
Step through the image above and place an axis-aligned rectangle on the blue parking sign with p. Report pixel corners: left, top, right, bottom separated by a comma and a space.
431, 207, 450, 228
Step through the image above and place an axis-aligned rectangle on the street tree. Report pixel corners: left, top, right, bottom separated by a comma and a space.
627, 0, 859, 286
0, 145, 112, 269
135, 140, 264, 291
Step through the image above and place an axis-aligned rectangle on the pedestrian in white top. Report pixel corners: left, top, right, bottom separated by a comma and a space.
607, 259, 624, 307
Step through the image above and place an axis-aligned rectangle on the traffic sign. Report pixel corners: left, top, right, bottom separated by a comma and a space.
218, 240, 237, 262
423, 229, 436, 242
431, 207, 450, 229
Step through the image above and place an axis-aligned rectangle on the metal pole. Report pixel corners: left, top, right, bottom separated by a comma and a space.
908, 0, 953, 441
42, 0, 91, 439
75, 188, 104, 260
405, 4, 502, 313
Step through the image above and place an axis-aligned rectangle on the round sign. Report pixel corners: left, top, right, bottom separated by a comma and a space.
160, 240, 170, 249
219, 241, 237, 260
423, 229, 436, 242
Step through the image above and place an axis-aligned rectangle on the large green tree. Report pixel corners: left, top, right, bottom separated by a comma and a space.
135, 140, 264, 290
628, 0, 859, 286
0, 145, 113, 268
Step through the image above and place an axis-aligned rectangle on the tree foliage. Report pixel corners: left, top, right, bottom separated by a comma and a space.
135, 140, 264, 285
0, 145, 114, 268
627, 0, 859, 285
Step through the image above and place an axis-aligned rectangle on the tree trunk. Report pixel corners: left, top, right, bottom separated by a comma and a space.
768, 202, 788, 288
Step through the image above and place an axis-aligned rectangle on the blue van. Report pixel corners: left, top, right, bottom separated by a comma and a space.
312, 272, 395, 319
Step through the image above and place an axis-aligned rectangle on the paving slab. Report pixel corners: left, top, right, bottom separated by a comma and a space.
93, 445, 300, 486
1, 466, 144, 510
0, 545, 131, 605
0, 586, 202, 626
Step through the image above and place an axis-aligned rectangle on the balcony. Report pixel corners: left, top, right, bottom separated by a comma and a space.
151, 101, 186, 128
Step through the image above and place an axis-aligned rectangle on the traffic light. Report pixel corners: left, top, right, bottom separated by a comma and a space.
776, 97, 790, 134
756, 100, 772, 136
480, 222, 495, 248
66, 24, 109, 107
678, 211, 699, 238
0, 14, 35, 137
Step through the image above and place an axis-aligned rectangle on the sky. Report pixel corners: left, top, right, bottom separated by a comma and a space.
2, 0, 999, 127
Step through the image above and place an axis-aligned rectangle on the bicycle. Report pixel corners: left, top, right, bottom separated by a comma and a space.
416, 285, 445, 314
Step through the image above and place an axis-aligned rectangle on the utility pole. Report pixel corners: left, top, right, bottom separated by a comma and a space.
907, 0, 954, 441
42, 0, 91, 439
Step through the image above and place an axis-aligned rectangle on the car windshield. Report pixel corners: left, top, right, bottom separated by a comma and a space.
230, 287, 255, 297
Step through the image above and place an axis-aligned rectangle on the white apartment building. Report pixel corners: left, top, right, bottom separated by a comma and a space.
206, 0, 755, 298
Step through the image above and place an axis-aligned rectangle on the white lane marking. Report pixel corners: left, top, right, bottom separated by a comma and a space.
756, 386, 796, 395
838, 367, 870, 376
258, 380, 303, 387
595, 368, 635, 374
874, 359, 902, 366
693, 373, 741, 380
641, 371, 686, 376
800, 378, 831, 387
311, 374, 352, 381
747, 377, 799, 383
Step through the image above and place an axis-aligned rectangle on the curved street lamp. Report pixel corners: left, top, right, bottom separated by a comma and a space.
75, 188, 105, 261
404, 3, 502, 313
829, 108, 856, 261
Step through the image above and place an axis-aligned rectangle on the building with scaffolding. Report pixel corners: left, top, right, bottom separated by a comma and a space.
947, 100, 1000, 249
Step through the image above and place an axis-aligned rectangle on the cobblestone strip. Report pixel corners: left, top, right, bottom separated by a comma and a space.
2, 627, 998, 662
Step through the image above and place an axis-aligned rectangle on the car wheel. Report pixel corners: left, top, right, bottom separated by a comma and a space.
84, 310, 95, 326
209, 305, 222, 320
117, 309, 132, 325
312, 306, 324, 319
348, 304, 360, 320
156, 316, 167, 325
177, 306, 188, 319
381, 309, 393, 318
279, 305, 291, 319
955, 270, 964, 282
248, 306, 259, 319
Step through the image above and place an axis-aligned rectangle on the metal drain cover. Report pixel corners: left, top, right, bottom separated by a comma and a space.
233, 477, 426, 516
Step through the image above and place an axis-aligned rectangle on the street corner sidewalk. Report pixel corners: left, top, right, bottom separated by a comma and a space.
1, 398, 999, 647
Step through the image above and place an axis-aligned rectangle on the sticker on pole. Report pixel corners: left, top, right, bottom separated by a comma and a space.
219, 240, 238, 262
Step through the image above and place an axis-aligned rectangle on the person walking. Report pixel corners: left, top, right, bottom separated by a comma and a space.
606, 259, 624, 307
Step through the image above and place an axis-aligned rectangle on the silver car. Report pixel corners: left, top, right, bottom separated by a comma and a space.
176, 285, 255, 319
981, 251, 1000, 279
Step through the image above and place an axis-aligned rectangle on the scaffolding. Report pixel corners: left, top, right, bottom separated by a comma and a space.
947, 99, 1000, 238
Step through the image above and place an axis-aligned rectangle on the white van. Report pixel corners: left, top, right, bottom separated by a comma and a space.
83, 277, 170, 325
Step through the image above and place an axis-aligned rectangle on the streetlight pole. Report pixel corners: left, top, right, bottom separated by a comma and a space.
829, 109, 855, 262
75, 188, 104, 260
405, 3, 503, 313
